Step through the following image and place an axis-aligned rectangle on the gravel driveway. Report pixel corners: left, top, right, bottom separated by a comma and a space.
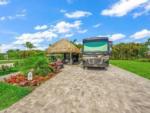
1, 65, 150, 113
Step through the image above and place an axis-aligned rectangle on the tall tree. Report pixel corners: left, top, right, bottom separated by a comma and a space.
24, 42, 35, 50
111, 43, 147, 60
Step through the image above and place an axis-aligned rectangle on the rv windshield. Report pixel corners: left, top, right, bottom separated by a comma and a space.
83, 40, 108, 52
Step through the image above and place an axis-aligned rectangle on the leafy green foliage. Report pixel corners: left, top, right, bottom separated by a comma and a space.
16, 57, 39, 74
34, 57, 53, 76
70, 39, 83, 49
111, 38, 150, 60
137, 58, 150, 62
0, 53, 4, 60
7, 49, 20, 60
0, 82, 31, 110
0, 49, 45, 60
0, 60, 14, 64
0, 66, 18, 76
111, 43, 148, 60
15, 56, 53, 76
48, 54, 64, 62
24, 42, 35, 50
111, 60, 150, 79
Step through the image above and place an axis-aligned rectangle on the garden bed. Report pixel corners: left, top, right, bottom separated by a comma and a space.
4, 72, 58, 87
0, 55, 63, 110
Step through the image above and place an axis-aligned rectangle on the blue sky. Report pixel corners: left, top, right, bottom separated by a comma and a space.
0, 0, 150, 52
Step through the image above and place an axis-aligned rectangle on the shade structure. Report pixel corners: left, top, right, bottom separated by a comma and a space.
46, 39, 80, 54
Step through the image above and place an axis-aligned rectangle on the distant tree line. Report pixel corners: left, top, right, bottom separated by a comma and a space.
72, 38, 150, 60
0, 39, 150, 60
0, 49, 45, 60
111, 38, 150, 60
0, 42, 45, 60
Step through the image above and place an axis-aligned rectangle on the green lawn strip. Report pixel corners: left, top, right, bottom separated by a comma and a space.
0, 59, 23, 64
0, 61, 13, 64
110, 60, 150, 79
0, 82, 31, 110
0, 68, 19, 77
0, 60, 17, 64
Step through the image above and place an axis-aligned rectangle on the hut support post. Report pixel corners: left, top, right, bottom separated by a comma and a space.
70, 53, 73, 64
64, 53, 66, 63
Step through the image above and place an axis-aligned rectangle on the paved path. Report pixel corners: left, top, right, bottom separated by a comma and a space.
1, 65, 150, 113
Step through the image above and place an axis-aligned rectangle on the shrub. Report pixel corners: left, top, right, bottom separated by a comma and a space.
14, 56, 54, 76
0, 65, 18, 76
16, 56, 42, 74
34, 57, 53, 76
138, 58, 150, 62
1, 65, 9, 72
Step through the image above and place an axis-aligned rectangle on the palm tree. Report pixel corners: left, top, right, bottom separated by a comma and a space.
24, 42, 35, 50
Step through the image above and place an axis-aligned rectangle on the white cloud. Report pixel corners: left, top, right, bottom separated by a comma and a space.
60, 9, 66, 13
0, 44, 21, 53
145, 2, 150, 11
78, 29, 87, 34
0, 0, 9, 5
101, 0, 148, 17
14, 30, 58, 46
2, 20, 83, 52
54, 20, 81, 33
0, 30, 18, 35
133, 12, 144, 18
0, 9, 26, 21
64, 10, 92, 19
130, 29, 150, 39
14, 20, 83, 46
93, 23, 101, 28
0, 16, 6, 21
64, 33, 74, 38
98, 33, 125, 41
133, 2, 150, 18
110, 33, 126, 41
34, 25, 48, 30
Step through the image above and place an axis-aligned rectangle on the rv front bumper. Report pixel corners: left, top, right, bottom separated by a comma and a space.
82, 57, 109, 68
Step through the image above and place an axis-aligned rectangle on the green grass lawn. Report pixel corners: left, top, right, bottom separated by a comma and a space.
0, 82, 31, 110
0, 59, 23, 64
0, 60, 14, 64
110, 60, 150, 79
0, 67, 18, 77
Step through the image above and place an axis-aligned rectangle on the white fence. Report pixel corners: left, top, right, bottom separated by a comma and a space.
0, 63, 14, 69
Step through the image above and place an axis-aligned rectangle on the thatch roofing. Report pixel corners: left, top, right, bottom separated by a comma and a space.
46, 39, 80, 54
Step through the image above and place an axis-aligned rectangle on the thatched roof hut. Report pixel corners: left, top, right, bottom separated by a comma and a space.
46, 39, 80, 54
